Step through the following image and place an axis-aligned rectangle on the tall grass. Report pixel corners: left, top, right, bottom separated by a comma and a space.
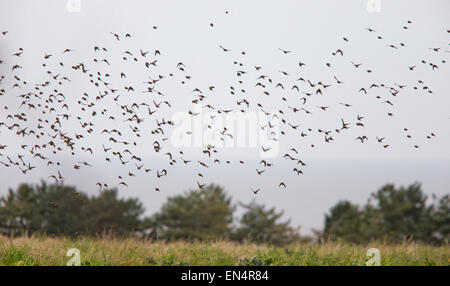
0, 235, 448, 266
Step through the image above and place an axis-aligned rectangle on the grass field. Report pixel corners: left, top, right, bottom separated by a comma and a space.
0, 235, 448, 266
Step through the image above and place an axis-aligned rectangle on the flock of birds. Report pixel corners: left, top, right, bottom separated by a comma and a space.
0, 14, 449, 199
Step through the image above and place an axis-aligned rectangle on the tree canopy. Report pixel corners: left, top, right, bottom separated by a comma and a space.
324, 183, 448, 244
233, 201, 299, 245
0, 181, 144, 236
146, 184, 235, 241
0, 181, 447, 244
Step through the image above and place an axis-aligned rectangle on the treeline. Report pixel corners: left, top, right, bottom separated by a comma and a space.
324, 183, 449, 244
0, 182, 299, 245
0, 182, 144, 237
0, 181, 448, 245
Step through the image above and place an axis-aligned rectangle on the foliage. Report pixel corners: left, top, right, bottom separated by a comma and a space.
238, 256, 274, 266
0, 181, 447, 245
146, 184, 235, 241
324, 183, 448, 244
233, 201, 300, 245
0, 181, 144, 236
431, 195, 450, 241
0, 236, 448, 266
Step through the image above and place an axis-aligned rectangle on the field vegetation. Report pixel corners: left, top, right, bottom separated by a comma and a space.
0, 235, 448, 266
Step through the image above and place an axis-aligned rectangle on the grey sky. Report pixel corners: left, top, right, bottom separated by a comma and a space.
0, 0, 449, 233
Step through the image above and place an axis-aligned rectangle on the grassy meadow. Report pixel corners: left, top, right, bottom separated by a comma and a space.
0, 235, 448, 266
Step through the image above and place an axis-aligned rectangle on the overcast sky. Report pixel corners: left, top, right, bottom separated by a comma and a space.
0, 0, 449, 233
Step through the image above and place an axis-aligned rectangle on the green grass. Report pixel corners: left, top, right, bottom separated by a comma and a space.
0, 235, 448, 266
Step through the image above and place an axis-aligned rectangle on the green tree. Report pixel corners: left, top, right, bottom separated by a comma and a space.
0, 181, 145, 236
0, 183, 36, 235
0, 182, 91, 235
430, 194, 449, 242
323, 183, 442, 243
87, 189, 145, 235
234, 201, 299, 245
147, 184, 235, 241
324, 201, 367, 243
371, 183, 434, 242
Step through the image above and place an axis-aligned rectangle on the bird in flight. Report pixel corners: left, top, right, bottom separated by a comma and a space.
0, 14, 445, 198
219, 45, 230, 52
279, 48, 291, 54
252, 188, 261, 195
